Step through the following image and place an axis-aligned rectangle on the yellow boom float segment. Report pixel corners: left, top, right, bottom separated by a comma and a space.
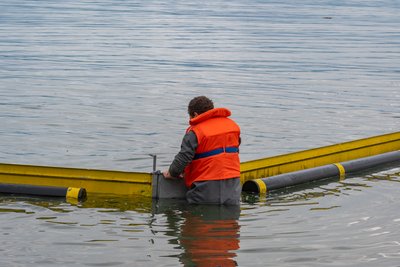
240, 131, 400, 183
0, 164, 152, 197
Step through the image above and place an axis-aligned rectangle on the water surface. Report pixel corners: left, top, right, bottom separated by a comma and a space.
1, 168, 400, 266
0, 0, 399, 171
0, 1, 399, 266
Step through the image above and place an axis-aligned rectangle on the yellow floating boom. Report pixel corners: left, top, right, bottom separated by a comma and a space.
0, 164, 152, 197
0, 131, 399, 198
240, 131, 400, 182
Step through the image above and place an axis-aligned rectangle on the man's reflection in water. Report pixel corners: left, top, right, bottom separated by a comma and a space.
153, 200, 241, 267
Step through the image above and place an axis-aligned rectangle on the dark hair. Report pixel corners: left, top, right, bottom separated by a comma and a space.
188, 96, 214, 117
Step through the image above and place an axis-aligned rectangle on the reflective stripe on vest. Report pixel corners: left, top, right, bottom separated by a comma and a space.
193, 146, 239, 160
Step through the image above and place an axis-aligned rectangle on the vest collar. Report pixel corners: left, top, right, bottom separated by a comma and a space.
189, 108, 231, 126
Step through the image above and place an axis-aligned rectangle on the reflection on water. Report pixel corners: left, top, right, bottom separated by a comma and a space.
81, 193, 153, 213
153, 200, 241, 266
0, 167, 399, 266
238, 168, 400, 266
366, 167, 400, 182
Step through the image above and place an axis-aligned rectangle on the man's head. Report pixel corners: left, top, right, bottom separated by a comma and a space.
188, 96, 214, 118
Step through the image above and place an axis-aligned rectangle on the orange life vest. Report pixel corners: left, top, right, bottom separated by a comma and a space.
184, 108, 240, 188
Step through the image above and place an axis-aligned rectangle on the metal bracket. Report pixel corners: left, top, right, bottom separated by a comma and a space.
149, 154, 157, 172
149, 154, 187, 199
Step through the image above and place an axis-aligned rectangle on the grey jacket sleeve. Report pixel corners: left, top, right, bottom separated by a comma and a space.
168, 131, 198, 178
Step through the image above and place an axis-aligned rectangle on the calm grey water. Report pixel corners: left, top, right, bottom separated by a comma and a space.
1, 168, 400, 266
0, 0, 400, 266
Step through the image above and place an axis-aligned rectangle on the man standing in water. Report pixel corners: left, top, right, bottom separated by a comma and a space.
163, 96, 241, 205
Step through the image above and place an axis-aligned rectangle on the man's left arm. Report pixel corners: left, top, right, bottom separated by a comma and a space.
163, 131, 198, 179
